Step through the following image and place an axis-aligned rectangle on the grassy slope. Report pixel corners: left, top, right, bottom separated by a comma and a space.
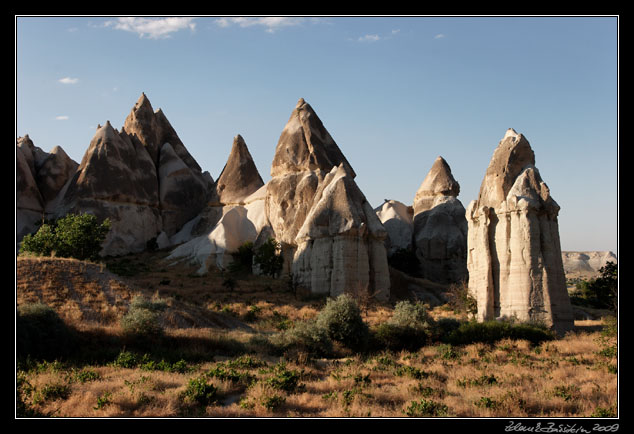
16, 252, 617, 418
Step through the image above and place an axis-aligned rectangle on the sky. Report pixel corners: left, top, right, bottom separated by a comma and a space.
15, 15, 618, 253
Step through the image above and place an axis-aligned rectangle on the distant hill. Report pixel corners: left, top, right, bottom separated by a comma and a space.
562, 251, 617, 279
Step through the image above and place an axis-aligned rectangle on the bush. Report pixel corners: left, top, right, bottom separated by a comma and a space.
254, 238, 284, 278
183, 376, 218, 406
273, 319, 334, 357
403, 399, 449, 417
446, 319, 555, 346
374, 323, 428, 352
390, 301, 434, 330
315, 294, 370, 351
120, 295, 167, 339
20, 213, 111, 261
373, 301, 434, 352
16, 303, 76, 360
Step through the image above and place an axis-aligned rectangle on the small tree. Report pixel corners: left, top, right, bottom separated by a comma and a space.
254, 238, 284, 278
20, 213, 111, 261
229, 241, 255, 275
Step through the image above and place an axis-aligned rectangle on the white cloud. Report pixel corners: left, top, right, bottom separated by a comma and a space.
358, 34, 380, 42
55, 115, 69, 120
58, 77, 79, 84
105, 17, 196, 39
434, 33, 446, 39
214, 17, 305, 33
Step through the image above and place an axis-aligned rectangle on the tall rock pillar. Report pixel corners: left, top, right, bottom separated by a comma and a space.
466, 129, 574, 334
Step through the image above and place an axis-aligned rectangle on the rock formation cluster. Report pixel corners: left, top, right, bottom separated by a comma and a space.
374, 156, 467, 284
53, 94, 213, 256
16, 135, 78, 243
561, 251, 617, 278
465, 129, 574, 334
16, 94, 581, 332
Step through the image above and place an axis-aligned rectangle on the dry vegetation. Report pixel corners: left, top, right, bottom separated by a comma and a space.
16, 251, 618, 419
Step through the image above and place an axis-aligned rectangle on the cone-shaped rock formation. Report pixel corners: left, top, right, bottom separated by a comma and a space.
412, 156, 467, 283
270, 98, 355, 178
466, 129, 574, 334
166, 134, 269, 272
53, 93, 212, 255
266, 98, 389, 301
214, 134, 264, 205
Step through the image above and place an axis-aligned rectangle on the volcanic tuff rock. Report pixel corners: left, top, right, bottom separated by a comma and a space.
166, 135, 269, 273
214, 134, 264, 205
466, 129, 574, 334
413, 156, 461, 215
374, 200, 414, 255
412, 156, 468, 283
53, 93, 212, 255
16, 135, 79, 243
270, 98, 355, 178
266, 98, 389, 301
56, 121, 163, 255
291, 163, 390, 300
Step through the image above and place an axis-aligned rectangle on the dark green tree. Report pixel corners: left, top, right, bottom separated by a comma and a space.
573, 261, 618, 312
20, 213, 111, 261
254, 238, 284, 277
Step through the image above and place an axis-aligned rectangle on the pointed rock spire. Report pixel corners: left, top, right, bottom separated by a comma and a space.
271, 98, 355, 178
476, 128, 536, 209
466, 129, 573, 335
215, 134, 264, 205
413, 156, 460, 215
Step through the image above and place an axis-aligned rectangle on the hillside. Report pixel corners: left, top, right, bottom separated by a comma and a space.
561, 251, 617, 279
15, 252, 617, 418
16, 253, 281, 330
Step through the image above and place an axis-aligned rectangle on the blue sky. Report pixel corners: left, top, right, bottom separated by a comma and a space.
15, 16, 618, 253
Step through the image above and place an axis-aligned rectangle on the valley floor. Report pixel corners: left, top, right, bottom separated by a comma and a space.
15, 252, 618, 419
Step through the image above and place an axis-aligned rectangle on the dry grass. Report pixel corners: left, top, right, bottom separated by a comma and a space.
16, 252, 618, 418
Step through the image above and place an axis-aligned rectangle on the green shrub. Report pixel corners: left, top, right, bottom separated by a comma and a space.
183, 377, 218, 407
254, 238, 284, 277
261, 394, 286, 411
446, 320, 555, 346
129, 295, 168, 313
16, 303, 76, 360
264, 362, 304, 393
403, 399, 448, 417
20, 213, 111, 261
32, 383, 71, 405
315, 294, 370, 351
432, 317, 463, 341
120, 296, 166, 339
373, 301, 434, 351
390, 300, 434, 329
273, 319, 334, 357
374, 323, 427, 352
19, 223, 57, 257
